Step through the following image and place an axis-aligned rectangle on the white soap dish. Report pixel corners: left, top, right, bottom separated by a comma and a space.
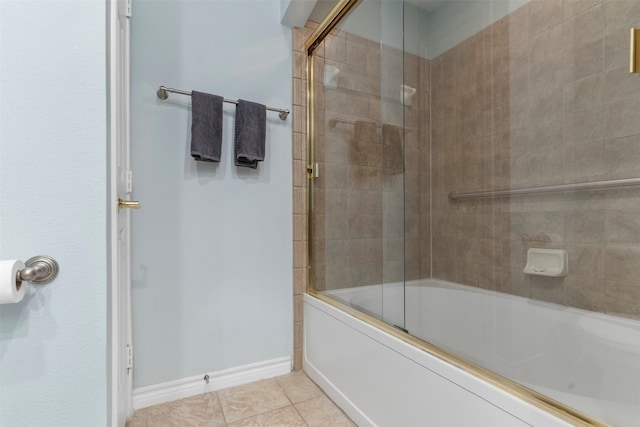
523, 248, 568, 277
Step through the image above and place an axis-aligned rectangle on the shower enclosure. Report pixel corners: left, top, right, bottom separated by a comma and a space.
303, 1, 640, 426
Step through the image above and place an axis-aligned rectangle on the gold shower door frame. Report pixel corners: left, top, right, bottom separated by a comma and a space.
303, 1, 608, 426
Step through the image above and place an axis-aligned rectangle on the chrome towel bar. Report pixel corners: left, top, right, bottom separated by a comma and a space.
449, 177, 640, 201
156, 86, 290, 120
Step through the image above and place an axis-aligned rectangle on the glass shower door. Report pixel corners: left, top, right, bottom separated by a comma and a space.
309, 0, 407, 330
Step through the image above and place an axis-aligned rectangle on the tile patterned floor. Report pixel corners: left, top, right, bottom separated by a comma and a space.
126, 371, 356, 427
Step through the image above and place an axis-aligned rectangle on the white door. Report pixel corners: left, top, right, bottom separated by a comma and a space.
110, 0, 134, 425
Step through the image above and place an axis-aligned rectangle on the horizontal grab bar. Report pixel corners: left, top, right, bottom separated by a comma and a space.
448, 177, 640, 201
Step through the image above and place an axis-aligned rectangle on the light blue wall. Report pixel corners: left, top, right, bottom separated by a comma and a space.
281, 0, 317, 27
131, 0, 293, 387
0, 1, 107, 426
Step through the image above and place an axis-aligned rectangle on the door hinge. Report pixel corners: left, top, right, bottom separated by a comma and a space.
126, 170, 133, 194
126, 344, 133, 372
125, 0, 132, 18
307, 162, 319, 179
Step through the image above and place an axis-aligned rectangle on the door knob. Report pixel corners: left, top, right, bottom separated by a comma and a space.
118, 198, 141, 210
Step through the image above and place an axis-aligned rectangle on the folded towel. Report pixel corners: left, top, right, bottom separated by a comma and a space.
354, 121, 377, 143
382, 124, 403, 174
350, 121, 379, 166
234, 100, 266, 169
191, 91, 223, 162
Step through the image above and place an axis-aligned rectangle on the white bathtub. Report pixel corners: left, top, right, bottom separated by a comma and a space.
305, 279, 640, 427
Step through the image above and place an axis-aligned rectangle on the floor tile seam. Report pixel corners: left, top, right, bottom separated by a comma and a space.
288, 392, 324, 406
297, 394, 355, 425
143, 409, 150, 427
275, 376, 315, 413
216, 392, 230, 427
276, 376, 297, 406
290, 401, 311, 427
277, 380, 311, 427
223, 401, 293, 425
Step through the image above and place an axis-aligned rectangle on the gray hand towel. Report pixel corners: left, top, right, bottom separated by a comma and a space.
382, 124, 403, 175
234, 99, 266, 169
191, 91, 223, 162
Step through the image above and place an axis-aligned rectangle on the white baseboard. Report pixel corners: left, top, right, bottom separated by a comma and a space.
133, 356, 292, 410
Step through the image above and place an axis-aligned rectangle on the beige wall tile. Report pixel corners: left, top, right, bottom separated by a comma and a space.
293, 214, 307, 242
603, 95, 640, 139
294, 321, 303, 349
293, 347, 303, 371
604, 65, 640, 104
604, 134, 640, 178
325, 35, 346, 63
293, 105, 306, 134
605, 209, 640, 245
293, 186, 306, 214
603, 28, 630, 71
604, 0, 640, 35
566, 209, 605, 243
293, 160, 306, 188
530, 276, 566, 304
496, 267, 531, 298
325, 213, 348, 239
347, 190, 383, 215
348, 261, 383, 287
568, 243, 604, 277
605, 188, 640, 210
347, 238, 383, 263
506, 3, 531, 48
565, 276, 607, 311
383, 260, 405, 283
312, 263, 326, 292
325, 239, 347, 266
293, 268, 305, 295
293, 240, 307, 268
606, 280, 640, 319
293, 51, 306, 80
605, 245, 640, 284
293, 132, 306, 162
530, 0, 563, 36
564, 141, 604, 182
565, 39, 604, 82
563, 105, 603, 145
293, 78, 306, 107
348, 213, 383, 239
565, 3, 604, 47
563, 0, 602, 18
564, 72, 603, 113
293, 26, 313, 53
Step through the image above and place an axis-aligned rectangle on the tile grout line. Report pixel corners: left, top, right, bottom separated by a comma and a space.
275, 374, 310, 426
221, 378, 297, 426
214, 391, 230, 427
